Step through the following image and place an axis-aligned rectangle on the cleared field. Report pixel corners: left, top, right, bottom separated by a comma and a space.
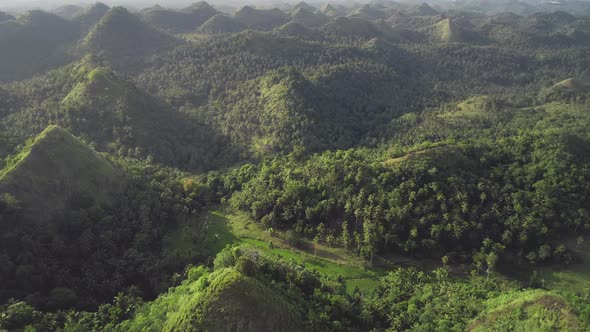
203, 208, 387, 292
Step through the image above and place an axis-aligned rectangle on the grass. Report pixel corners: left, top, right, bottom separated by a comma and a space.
538, 236, 590, 295
466, 289, 582, 332
439, 95, 493, 120
497, 235, 590, 298
203, 207, 389, 293
0, 125, 122, 222
382, 144, 448, 166
164, 268, 303, 332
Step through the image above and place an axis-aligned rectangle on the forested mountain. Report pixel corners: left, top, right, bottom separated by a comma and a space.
1, 1, 590, 331
140, 2, 219, 33
0, 10, 78, 82
199, 14, 246, 34
72, 2, 110, 30
82, 7, 180, 68
0, 125, 205, 311
233, 6, 290, 30
291, 8, 329, 27
0, 125, 122, 223
51, 4, 83, 19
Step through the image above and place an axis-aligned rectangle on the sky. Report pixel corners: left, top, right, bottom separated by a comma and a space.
0, 0, 229, 11
0, 0, 364, 12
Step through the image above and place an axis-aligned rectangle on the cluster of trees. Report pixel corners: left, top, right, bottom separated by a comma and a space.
5, 247, 590, 331
207, 97, 590, 266
0, 58, 240, 172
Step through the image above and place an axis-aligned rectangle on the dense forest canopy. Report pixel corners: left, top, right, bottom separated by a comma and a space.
1, 0, 590, 331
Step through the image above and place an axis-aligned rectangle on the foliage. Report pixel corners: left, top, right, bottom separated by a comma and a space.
1, 3, 590, 331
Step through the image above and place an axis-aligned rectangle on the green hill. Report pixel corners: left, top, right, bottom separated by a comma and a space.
83, 7, 179, 61
114, 247, 357, 332
426, 17, 472, 42
212, 67, 324, 155
350, 4, 390, 20
51, 4, 83, 19
209, 59, 416, 154
527, 11, 576, 28
275, 21, 320, 39
291, 8, 328, 27
234, 6, 290, 30
364, 36, 396, 50
486, 12, 522, 25
407, 3, 439, 16
58, 64, 197, 166
539, 77, 590, 101
467, 290, 583, 331
142, 2, 219, 33
323, 16, 417, 42
292, 1, 316, 13
73, 2, 110, 30
199, 14, 245, 34
141, 7, 195, 33
323, 16, 381, 39
184, 1, 219, 16
183, 1, 220, 29
0, 125, 122, 223
164, 268, 303, 332
319, 4, 343, 17
0, 10, 78, 82
386, 10, 409, 24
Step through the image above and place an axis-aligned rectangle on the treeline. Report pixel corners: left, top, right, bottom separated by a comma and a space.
4, 247, 589, 331
178, 99, 590, 266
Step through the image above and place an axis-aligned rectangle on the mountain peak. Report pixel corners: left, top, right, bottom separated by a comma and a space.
185, 1, 214, 11
74, 2, 110, 28
409, 2, 438, 16
0, 125, 122, 223
292, 7, 328, 27
320, 3, 341, 16
163, 269, 303, 331
142, 1, 218, 33
199, 14, 245, 34
83, 6, 179, 58
51, 4, 83, 19
293, 1, 316, 12
234, 6, 289, 30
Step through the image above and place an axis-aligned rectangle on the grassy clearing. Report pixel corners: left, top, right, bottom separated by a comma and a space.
466, 289, 582, 332
538, 237, 590, 295
497, 235, 590, 296
203, 208, 388, 292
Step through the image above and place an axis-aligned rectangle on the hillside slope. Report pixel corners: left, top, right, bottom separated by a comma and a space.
199, 14, 245, 34
0, 10, 78, 82
164, 268, 303, 332
467, 290, 582, 331
83, 7, 179, 62
234, 6, 290, 30
141, 2, 219, 33
0, 125, 122, 223
73, 2, 110, 30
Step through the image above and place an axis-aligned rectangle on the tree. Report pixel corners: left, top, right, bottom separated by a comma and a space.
285, 230, 300, 247
486, 252, 498, 279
